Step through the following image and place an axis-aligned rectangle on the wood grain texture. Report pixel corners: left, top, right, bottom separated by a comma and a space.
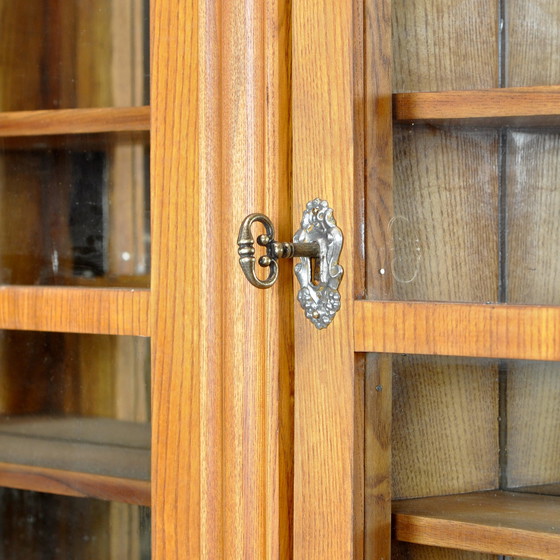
151, 0, 201, 557
393, 491, 560, 559
394, 87, 560, 125
355, 300, 560, 361
392, 0, 499, 93
391, 354, 498, 499
219, 1, 291, 558
292, 2, 357, 558
507, 0, 560, 87
363, 0, 393, 558
392, 126, 499, 302
0, 286, 149, 335
390, 4, 502, 560
0, 461, 150, 504
152, 0, 289, 558
0, 107, 150, 137
505, 132, 560, 489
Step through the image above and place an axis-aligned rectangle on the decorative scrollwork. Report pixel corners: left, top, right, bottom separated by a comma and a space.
294, 198, 343, 329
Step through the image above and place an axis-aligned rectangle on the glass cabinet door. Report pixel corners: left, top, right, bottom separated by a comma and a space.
0, 2, 151, 557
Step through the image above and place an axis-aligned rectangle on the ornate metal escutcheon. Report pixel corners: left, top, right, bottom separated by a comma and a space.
237, 198, 344, 329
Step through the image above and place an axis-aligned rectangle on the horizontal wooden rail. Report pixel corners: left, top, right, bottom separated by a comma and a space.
0, 286, 150, 336
394, 85, 560, 126
0, 462, 150, 506
0, 106, 150, 137
393, 491, 560, 559
354, 300, 560, 361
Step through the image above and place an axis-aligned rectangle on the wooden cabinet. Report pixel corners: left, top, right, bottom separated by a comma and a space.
1, 1, 560, 559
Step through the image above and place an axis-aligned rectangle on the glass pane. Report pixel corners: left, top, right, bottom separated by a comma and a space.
387, 124, 560, 305
0, 332, 150, 480
0, 489, 150, 560
366, 353, 560, 499
368, 352, 560, 559
0, 0, 149, 111
507, 0, 560, 87
0, 133, 150, 287
389, 125, 500, 303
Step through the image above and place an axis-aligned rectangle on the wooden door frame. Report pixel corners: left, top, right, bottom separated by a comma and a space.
151, 1, 292, 558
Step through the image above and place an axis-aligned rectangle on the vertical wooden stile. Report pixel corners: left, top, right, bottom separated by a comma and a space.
152, 0, 289, 558
292, 2, 358, 559
364, 0, 393, 558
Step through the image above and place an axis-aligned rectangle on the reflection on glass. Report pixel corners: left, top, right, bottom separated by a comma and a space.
0, 0, 150, 111
0, 332, 150, 479
0, 134, 150, 287
390, 125, 560, 305
0, 489, 150, 560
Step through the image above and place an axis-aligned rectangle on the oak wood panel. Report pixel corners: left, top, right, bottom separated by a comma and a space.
393, 126, 499, 302
505, 131, 560, 492
151, 0, 201, 557
391, 5, 502, 560
0, 286, 149, 335
393, 491, 560, 559
0, 462, 150, 505
392, 354, 498, 500
292, 2, 358, 559
0, 107, 150, 137
355, 300, 560, 361
392, 0, 499, 93
219, 1, 291, 558
394, 87, 560, 125
507, 0, 560, 87
363, 0, 393, 558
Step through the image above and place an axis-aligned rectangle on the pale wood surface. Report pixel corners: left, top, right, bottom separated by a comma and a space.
505, 136, 560, 490
391, 355, 498, 499
292, 2, 358, 559
363, 0, 393, 558
392, 126, 499, 302
0, 286, 149, 335
0, 107, 150, 137
392, 0, 499, 93
0, 461, 150, 505
393, 491, 560, 559
390, 4, 501, 560
503, 5, 560, 545
507, 0, 560, 87
355, 301, 560, 361
394, 87, 560, 125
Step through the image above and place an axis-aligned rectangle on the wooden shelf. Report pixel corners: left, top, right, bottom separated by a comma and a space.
354, 300, 560, 361
0, 417, 150, 505
393, 491, 560, 559
0, 286, 150, 336
0, 106, 150, 137
394, 86, 560, 126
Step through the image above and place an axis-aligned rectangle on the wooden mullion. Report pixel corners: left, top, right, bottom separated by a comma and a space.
355, 300, 560, 361
0, 106, 150, 137
0, 286, 150, 335
395, 86, 560, 125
